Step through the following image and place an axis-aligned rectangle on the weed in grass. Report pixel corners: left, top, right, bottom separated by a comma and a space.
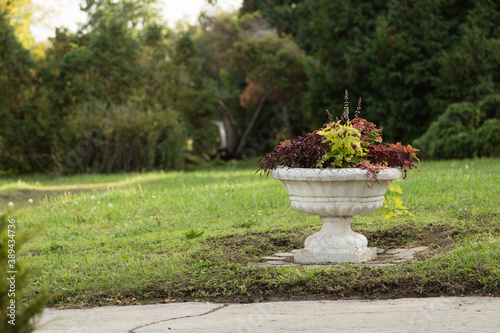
49, 244, 64, 254
155, 208, 163, 226
232, 219, 258, 228
73, 202, 80, 223
26, 198, 33, 222
184, 229, 205, 239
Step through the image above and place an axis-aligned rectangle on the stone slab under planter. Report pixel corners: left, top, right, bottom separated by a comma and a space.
257, 246, 429, 268
292, 247, 377, 264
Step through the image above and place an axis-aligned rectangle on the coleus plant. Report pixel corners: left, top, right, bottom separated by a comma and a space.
258, 90, 420, 179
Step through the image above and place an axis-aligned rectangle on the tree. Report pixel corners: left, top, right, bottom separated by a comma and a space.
227, 31, 309, 143
239, 0, 311, 51
80, 0, 161, 32
241, 0, 500, 143
31, 0, 191, 173
0, 0, 36, 48
0, 7, 40, 172
195, 11, 247, 158
195, 11, 310, 159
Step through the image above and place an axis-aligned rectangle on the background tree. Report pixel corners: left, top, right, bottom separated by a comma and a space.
30, 0, 189, 173
0, 0, 36, 48
194, 11, 246, 158
226, 30, 309, 145
2, 0, 500, 174
0, 6, 41, 173
241, 0, 500, 143
195, 11, 310, 159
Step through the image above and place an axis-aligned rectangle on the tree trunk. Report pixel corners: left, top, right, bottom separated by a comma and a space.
281, 101, 293, 139
235, 95, 267, 157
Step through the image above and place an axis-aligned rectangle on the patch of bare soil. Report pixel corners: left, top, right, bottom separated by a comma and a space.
202, 223, 465, 264
366, 223, 461, 257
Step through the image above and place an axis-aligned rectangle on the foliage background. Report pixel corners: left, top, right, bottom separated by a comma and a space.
1, 0, 499, 175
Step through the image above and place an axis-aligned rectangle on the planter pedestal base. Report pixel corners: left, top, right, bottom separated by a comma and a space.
292, 217, 377, 264
270, 167, 402, 264
293, 247, 377, 264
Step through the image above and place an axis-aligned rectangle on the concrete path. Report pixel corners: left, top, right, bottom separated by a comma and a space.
34, 297, 500, 332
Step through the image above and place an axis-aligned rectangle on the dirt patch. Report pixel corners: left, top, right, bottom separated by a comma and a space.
366, 223, 461, 257
200, 223, 463, 265
454, 211, 499, 222
200, 227, 316, 263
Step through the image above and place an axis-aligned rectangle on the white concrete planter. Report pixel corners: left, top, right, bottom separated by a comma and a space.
270, 167, 403, 264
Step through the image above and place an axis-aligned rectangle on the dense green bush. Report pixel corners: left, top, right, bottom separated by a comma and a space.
414, 95, 500, 159
474, 119, 500, 158
479, 94, 500, 120
53, 101, 186, 174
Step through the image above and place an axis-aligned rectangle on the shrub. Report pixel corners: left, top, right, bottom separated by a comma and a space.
1, 213, 47, 332
478, 94, 500, 120
414, 96, 500, 159
473, 119, 500, 157
413, 102, 480, 159
53, 101, 186, 174
442, 132, 477, 159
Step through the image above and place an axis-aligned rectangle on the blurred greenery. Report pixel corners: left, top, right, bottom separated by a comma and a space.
1, 0, 500, 175
1, 213, 48, 332
241, 0, 500, 143
414, 95, 500, 159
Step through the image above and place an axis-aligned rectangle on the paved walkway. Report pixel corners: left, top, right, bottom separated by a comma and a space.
34, 296, 500, 332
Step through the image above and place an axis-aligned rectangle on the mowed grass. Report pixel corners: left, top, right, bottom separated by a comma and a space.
2, 158, 499, 308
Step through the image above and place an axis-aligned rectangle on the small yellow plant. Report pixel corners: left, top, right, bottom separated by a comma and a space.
376, 180, 415, 219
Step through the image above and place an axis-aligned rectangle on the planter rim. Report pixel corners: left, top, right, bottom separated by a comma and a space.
270, 166, 402, 182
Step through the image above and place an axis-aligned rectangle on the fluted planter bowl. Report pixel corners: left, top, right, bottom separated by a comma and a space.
270, 167, 402, 264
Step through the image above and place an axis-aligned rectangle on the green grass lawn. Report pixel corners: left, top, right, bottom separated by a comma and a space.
1, 158, 499, 308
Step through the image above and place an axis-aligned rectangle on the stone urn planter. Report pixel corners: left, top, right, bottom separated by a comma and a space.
271, 167, 402, 264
